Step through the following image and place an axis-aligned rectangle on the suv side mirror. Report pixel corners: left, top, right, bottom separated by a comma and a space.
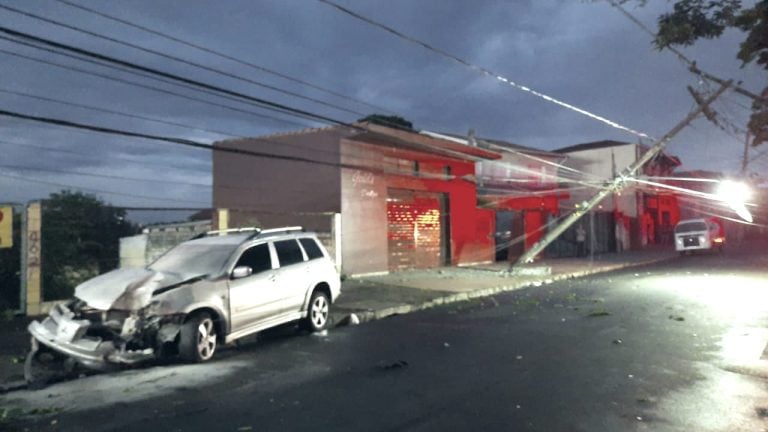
232, 266, 253, 279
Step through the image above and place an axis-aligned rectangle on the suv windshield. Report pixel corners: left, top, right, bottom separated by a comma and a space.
148, 243, 237, 279
675, 221, 707, 233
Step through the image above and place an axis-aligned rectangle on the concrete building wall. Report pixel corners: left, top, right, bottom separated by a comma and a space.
561, 144, 639, 218
213, 127, 344, 215
477, 152, 561, 190
213, 126, 498, 275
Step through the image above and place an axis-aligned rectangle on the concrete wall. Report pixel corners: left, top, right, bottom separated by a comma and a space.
119, 234, 148, 268
119, 221, 211, 268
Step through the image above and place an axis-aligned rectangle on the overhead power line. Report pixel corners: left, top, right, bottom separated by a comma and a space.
1, 108, 578, 187
0, 163, 212, 187
0, 3, 369, 118
0, 163, 327, 197
0, 46, 467, 174
317, 0, 653, 140
0, 172, 209, 205
0, 42, 315, 129
0, 26, 351, 128
54, 0, 397, 116
0, 88, 238, 138
0, 108, 350, 168
0, 108, 460, 183
0, 139, 212, 172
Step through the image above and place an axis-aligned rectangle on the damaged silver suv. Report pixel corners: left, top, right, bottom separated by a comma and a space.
26, 227, 341, 382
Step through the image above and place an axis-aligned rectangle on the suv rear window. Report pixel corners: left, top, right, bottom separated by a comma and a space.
299, 238, 324, 260
675, 221, 707, 233
274, 239, 304, 266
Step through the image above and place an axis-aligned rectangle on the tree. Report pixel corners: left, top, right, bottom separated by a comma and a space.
357, 114, 415, 131
653, 0, 767, 70
651, 0, 768, 146
41, 191, 138, 300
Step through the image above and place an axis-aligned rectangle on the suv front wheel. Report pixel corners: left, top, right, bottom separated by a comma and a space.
304, 291, 330, 332
179, 312, 218, 362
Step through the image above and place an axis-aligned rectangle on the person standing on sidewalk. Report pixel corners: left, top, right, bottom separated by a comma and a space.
576, 224, 587, 257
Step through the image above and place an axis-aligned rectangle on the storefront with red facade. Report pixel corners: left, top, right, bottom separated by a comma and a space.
339, 126, 500, 275
482, 194, 565, 262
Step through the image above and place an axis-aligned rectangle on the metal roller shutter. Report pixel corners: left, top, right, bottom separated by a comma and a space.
386, 189, 443, 271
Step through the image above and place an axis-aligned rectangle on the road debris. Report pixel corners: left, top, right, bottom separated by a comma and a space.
588, 308, 611, 317
377, 360, 409, 371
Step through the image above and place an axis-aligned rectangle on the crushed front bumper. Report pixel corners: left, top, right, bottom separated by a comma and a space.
28, 303, 155, 370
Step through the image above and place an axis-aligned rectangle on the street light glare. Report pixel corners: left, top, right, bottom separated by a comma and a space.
716, 180, 752, 202
716, 180, 753, 222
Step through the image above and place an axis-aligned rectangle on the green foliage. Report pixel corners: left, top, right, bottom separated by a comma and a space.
41, 191, 139, 300
655, 0, 743, 50
749, 101, 768, 146
655, 0, 768, 71
357, 114, 414, 131
650, 0, 768, 146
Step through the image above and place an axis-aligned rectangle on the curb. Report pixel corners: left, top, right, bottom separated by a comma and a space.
0, 380, 26, 394
334, 255, 674, 327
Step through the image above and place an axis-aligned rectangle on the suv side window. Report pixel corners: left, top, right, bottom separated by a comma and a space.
299, 238, 324, 260
234, 243, 272, 274
274, 239, 305, 267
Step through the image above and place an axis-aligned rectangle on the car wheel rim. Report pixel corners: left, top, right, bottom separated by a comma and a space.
197, 318, 216, 360
311, 296, 328, 328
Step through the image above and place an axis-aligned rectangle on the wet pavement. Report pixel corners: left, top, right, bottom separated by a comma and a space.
2, 242, 767, 431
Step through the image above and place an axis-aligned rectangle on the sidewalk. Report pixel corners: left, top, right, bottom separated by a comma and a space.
330, 247, 676, 324
0, 248, 676, 392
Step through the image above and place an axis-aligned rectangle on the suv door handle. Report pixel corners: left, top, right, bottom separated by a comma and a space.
268, 274, 277, 282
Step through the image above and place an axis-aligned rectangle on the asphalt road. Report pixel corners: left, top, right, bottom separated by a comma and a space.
3, 244, 768, 432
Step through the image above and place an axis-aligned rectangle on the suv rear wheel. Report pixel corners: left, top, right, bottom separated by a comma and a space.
179, 312, 217, 362
304, 291, 330, 332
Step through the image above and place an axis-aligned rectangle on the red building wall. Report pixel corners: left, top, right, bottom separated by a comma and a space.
340, 139, 495, 274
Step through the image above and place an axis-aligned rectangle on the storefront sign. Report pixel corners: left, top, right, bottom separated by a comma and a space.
0, 206, 11, 249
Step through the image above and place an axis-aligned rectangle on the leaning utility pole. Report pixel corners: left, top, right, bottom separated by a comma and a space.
515, 81, 732, 265
742, 131, 751, 176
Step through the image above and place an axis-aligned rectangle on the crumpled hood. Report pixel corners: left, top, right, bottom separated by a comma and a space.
74, 267, 186, 310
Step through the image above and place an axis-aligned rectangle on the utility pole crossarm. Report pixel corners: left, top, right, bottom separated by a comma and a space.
514, 81, 732, 266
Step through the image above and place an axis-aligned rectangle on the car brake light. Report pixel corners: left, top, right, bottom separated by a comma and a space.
713, 237, 724, 243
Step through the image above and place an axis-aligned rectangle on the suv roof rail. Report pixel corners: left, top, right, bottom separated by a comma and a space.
190, 226, 305, 241
259, 226, 304, 235
245, 226, 304, 240
190, 227, 259, 240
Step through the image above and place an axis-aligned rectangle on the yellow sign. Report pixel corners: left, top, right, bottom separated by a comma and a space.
0, 206, 12, 248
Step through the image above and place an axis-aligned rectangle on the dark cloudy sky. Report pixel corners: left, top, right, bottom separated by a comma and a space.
0, 0, 764, 223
